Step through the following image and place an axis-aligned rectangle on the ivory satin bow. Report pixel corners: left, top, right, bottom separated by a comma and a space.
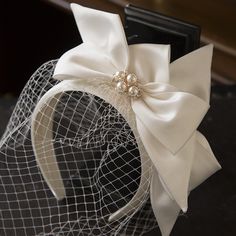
31, 4, 221, 236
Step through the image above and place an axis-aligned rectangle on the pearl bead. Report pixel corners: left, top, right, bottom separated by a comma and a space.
128, 86, 140, 97
113, 75, 122, 83
116, 81, 127, 93
115, 71, 126, 78
113, 71, 126, 83
126, 73, 138, 85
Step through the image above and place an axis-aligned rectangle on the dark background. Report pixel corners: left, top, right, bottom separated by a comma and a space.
0, 1, 79, 95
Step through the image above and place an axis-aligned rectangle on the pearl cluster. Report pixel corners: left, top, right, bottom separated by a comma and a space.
112, 71, 141, 98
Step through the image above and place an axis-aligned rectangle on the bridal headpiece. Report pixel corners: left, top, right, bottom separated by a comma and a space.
29, 4, 221, 235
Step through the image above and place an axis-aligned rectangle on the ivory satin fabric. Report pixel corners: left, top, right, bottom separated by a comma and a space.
31, 4, 221, 236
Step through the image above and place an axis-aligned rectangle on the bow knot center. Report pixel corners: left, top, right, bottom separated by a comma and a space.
112, 71, 141, 98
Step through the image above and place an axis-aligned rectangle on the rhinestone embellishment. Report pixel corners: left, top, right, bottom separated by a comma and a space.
112, 71, 141, 98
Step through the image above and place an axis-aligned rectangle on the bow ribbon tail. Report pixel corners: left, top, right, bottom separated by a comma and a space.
136, 117, 195, 211
150, 168, 180, 236
150, 131, 221, 236
132, 88, 210, 211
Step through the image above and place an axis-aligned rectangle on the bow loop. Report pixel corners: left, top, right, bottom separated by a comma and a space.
132, 83, 209, 154
54, 4, 129, 81
71, 4, 129, 71
128, 44, 170, 84
170, 44, 213, 103
53, 43, 117, 80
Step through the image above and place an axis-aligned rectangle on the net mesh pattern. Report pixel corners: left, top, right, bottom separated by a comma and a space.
0, 60, 158, 236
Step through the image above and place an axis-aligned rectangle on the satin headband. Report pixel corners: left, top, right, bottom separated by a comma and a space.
31, 4, 221, 236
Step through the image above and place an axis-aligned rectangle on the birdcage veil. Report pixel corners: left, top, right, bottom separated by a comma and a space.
0, 3, 221, 236
0, 60, 157, 236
